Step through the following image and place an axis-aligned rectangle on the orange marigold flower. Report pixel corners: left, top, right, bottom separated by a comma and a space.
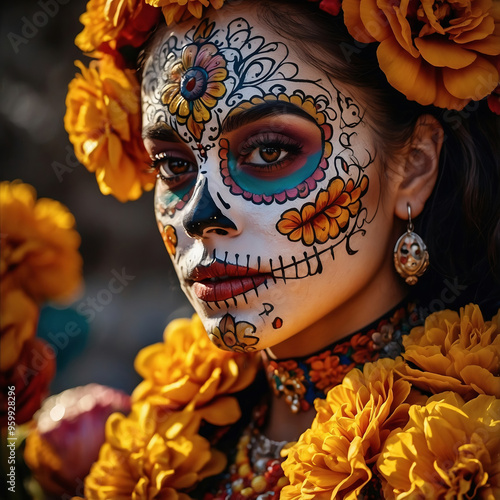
75, 0, 160, 54
147, 0, 225, 26
0, 338, 56, 426
84, 401, 226, 499
281, 359, 421, 499
24, 384, 130, 498
0, 181, 82, 305
64, 55, 155, 202
377, 392, 500, 499
132, 315, 260, 424
343, 0, 500, 110
277, 175, 369, 246
397, 304, 500, 399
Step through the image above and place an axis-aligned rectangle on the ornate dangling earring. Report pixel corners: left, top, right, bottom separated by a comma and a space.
393, 203, 429, 285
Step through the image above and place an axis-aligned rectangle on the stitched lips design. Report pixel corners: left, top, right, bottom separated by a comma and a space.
188, 261, 271, 302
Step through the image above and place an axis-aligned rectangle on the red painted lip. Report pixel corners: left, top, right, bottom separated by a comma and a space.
187, 261, 271, 302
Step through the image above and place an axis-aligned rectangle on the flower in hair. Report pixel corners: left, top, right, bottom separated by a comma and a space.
76, 0, 160, 55
64, 55, 155, 202
147, 0, 225, 26
342, 0, 500, 110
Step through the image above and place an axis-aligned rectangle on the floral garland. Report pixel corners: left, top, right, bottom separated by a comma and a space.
66, 0, 500, 201
43, 303, 498, 499
0, 181, 83, 425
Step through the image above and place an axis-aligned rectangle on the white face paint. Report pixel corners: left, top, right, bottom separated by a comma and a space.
142, 5, 400, 355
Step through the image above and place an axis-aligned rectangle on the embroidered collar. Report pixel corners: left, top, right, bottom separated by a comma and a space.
261, 301, 423, 413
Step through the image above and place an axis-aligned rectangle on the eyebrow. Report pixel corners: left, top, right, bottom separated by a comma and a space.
221, 101, 317, 135
142, 122, 181, 142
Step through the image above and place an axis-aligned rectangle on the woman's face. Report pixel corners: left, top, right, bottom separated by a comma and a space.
142, 4, 402, 354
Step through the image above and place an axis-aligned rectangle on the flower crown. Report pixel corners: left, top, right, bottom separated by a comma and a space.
66, 0, 500, 201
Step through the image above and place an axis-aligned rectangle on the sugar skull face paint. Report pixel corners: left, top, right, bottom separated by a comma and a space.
142, 5, 399, 355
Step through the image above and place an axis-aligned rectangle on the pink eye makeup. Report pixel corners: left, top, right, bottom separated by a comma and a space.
224, 115, 324, 197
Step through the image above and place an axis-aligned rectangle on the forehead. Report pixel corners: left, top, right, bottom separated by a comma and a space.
141, 6, 336, 130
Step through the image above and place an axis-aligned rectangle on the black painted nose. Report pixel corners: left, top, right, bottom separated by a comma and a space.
182, 178, 237, 238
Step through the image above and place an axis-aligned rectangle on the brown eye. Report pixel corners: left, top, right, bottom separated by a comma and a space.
259, 147, 281, 163
170, 160, 192, 174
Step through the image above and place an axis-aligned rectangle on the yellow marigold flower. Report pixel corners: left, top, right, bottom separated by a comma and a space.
84, 401, 226, 499
147, 0, 225, 26
398, 304, 500, 399
0, 181, 82, 304
0, 279, 38, 372
64, 55, 155, 202
281, 358, 422, 500
76, 0, 160, 53
132, 315, 260, 425
377, 391, 500, 499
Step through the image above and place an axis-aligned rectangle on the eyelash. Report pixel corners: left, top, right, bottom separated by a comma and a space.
240, 134, 303, 170
150, 152, 196, 186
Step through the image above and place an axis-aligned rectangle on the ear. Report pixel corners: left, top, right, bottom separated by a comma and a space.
393, 115, 444, 220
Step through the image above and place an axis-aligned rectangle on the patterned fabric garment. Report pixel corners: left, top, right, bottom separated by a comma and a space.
204, 301, 424, 500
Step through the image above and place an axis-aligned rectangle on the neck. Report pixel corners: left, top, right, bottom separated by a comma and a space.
267, 261, 407, 359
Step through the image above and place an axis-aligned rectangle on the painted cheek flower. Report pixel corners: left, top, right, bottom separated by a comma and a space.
281, 359, 421, 499
161, 42, 227, 141
160, 223, 178, 256
209, 313, 260, 353
0, 181, 83, 303
23, 384, 131, 498
397, 304, 500, 399
277, 175, 369, 246
147, 0, 225, 26
64, 55, 155, 202
377, 392, 500, 500
343, 0, 500, 110
75, 0, 160, 54
84, 401, 226, 499
132, 315, 260, 424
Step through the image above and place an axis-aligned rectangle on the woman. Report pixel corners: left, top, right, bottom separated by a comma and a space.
62, 0, 500, 498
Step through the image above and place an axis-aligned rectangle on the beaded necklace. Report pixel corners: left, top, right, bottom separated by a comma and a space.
262, 301, 422, 413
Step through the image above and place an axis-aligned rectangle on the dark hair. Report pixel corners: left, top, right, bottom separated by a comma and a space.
253, 0, 500, 315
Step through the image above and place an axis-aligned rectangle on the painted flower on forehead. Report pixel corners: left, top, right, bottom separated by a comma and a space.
65, 54, 155, 201
377, 392, 500, 499
147, 0, 225, 26
343, 0, 500, 110
277, 174, 369, 246
161, 41, 228, 141
75, 0, 160, 55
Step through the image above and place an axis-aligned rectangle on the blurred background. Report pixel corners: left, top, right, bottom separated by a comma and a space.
0, 0, 193, 394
